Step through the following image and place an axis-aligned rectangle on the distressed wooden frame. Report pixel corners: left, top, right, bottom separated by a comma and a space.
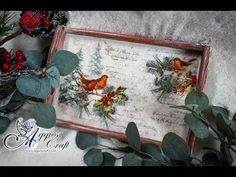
45, 25, 211, 153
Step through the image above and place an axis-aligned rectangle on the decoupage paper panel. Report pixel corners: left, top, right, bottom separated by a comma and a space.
52, 33, 202, 141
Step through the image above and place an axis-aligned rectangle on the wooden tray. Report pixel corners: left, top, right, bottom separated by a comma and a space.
46, 25, 210, 153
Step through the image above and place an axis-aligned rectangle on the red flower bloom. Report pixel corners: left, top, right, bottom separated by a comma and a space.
20, 11, 41, 31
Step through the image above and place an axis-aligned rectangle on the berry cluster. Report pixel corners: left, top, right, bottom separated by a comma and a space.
1, 49, 26, 73
20, 11, 52, 36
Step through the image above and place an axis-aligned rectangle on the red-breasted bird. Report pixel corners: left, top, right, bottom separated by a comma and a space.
172, 58, 197, 71
78, 72, 108, 92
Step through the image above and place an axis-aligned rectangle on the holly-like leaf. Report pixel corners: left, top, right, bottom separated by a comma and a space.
185, 91, 209, 112
23, 50, 43, 69
31, 103, 56, 129
125, 122, 141, 151
122, 153, 142, 166
184, 113, 209, 139
141, 143, 162, 161
46, 66, 60, 88
211, 106, 229, 120
16, 76, 51, 99
75, 132, 98, 150
101, 152, 116, 166
83, 148, 103, 166
161, 132, 189, 161
0, 116, 10, 134
50, 50, 79, 76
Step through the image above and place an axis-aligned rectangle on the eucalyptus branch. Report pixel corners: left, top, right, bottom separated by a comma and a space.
0, 29, 23, 46
212, 136, 236, 154
97, 143, 130, 153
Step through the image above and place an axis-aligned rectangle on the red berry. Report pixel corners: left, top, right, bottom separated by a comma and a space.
19, 11, 41, 31
191, 75, 197, 85
2, 51, 11, 62
1, 63, 11, 72
16, 50, 24, 57
16, 55, 26, 62
15, 63, 25, 71
38, 11, 45, 20
25, 30, 33, 36
42, 18, 51, 27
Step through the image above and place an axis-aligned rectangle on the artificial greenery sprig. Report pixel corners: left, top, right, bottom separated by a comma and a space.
76, 90, 236, 166
76, 121, 201, 166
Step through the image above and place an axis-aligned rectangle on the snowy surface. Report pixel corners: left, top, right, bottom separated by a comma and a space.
1, 11, 236, 165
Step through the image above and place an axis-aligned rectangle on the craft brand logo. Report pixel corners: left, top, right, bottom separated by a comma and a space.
3, 118, 69, 152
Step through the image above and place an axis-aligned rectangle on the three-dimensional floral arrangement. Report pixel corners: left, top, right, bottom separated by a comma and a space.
146, 55, 197, 101
19, 11, 68, 37
0, 11, 69, 133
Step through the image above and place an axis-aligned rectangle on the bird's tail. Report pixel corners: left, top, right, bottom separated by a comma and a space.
77, 71, 85, 81
188, 58, 197, 63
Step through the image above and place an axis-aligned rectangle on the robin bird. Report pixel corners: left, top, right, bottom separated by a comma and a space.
172, 57, 197, 71
78, 72, 108, 92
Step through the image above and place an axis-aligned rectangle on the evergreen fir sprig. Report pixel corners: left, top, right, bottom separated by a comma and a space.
0, 12, 17, 38
146, 56, 173, 76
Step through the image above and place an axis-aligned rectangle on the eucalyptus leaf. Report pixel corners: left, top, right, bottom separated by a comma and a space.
184, 113, 209, 139
185, 91, 209, 112
50, 50, 79, 76
125, 122, 141, 151
0, 116, 10, 134
0, 90, 16, 108
101, 152, 116, 166
23, 50, 43, 69
233, 112, 236, 121
141, 143, 162, 161
202, 153, 228, 166
220, 142, 232, 162
211, 106, 229, 120
122, 153, 142, 166
161, 132, 189, 161
76, 132, 97, 150
111, 138, 128, 148
46, 66, 60, 88
141, 159, 160, 166
232, 160, 236, 166
5, 90, 27, 112
84, 148, 103, 166
229, 121, 236, 132
16, 76, 51, 99
214, 114, 235, 140
171, 104, 199, 112
31, 103, 56, 129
